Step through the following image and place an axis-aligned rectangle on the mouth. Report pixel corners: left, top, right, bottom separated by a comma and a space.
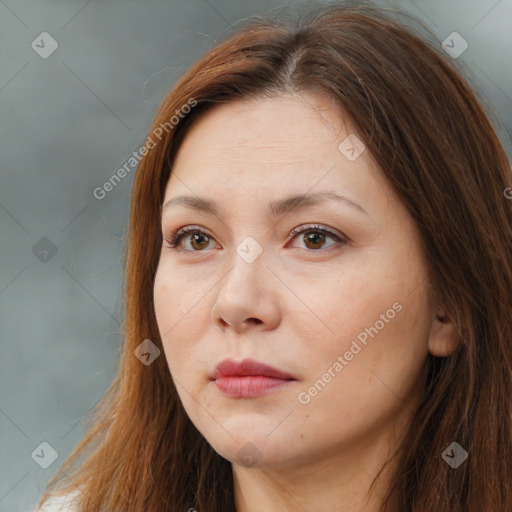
210, 358, 297, 398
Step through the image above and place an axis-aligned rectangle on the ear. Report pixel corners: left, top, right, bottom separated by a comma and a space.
427, 308, 459, 357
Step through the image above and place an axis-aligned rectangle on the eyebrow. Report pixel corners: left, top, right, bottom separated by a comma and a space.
162, 191, 368, 218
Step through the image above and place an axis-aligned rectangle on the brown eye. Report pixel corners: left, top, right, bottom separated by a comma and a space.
164, 224, 347, 252
188, 232, 211, 250
164, 227, 216, 251
303, 231, 328, 250
289, 224, 347, 251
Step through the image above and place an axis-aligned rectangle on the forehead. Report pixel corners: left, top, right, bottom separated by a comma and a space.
173, 93, 347, 160
167, 93, 382, 186
161, 93, 401, 227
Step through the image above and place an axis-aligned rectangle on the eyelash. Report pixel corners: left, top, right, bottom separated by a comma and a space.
163, 224, 347, 251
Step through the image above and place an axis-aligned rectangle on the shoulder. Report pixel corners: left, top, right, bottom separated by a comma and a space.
31, 492, 80, 512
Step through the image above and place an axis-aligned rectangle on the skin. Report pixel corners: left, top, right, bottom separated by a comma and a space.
153, 92, 458, 512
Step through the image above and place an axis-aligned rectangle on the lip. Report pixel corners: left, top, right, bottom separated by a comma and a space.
211, 358, 297, 398
211, 358, 296, 380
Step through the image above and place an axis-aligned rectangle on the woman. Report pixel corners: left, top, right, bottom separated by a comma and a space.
35, 1, 512, 511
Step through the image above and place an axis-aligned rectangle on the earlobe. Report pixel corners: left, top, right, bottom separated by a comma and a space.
427, 312, 460, 357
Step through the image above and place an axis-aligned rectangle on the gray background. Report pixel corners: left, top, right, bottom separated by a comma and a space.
1, 1, 511, 510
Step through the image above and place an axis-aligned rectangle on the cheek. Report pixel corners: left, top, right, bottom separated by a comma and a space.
153, 267, 229, 420
290, 259, 431, 388
291, 292, 430, 446
153, 267, 205, 376
154, 260, 210, 333
284, 266, 397, 348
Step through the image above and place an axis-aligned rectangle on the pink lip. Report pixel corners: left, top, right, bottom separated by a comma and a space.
211, 358, 297, 398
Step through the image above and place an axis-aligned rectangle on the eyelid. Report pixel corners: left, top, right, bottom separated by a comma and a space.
164, 223, 348, 251
164, 225, 217, 248
287, 223, 347, 243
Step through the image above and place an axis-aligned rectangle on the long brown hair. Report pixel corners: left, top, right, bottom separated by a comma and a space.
37, 1, 512, 510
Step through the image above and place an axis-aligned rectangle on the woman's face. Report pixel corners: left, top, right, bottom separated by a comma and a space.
153, 92, 442, 470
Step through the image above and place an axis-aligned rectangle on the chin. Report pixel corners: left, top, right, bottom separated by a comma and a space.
203, 432, 298, 469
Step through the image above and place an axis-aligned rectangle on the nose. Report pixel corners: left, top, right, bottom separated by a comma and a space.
210, 251, 281, 334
